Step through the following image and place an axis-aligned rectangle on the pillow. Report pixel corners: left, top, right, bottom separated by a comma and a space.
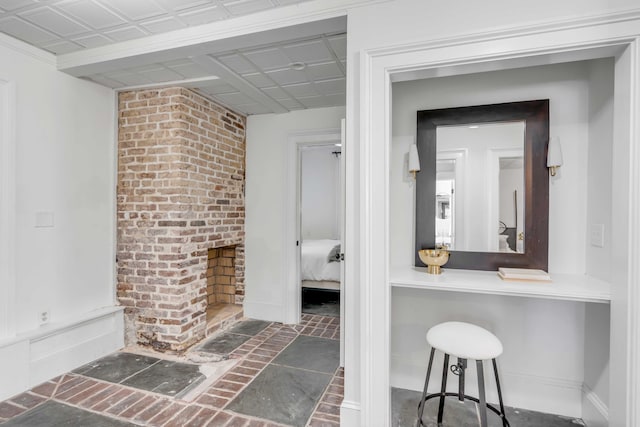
327, 244, 341, 263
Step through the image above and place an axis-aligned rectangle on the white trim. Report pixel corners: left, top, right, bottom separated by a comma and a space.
0, 307, 124, 401
0, 32, 55, 66
358, 13, 640, 426
582, 383, 609, 427
116, 76, 222, 92
284, 129, 341, 325
340, 399, 361, 426
0, 79, 16, 340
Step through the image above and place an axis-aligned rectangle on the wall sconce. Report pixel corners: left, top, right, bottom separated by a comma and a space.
408, 143, 421, 179
547, 136, 563, 177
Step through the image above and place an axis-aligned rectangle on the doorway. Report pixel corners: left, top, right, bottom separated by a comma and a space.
285, 127, 345, 366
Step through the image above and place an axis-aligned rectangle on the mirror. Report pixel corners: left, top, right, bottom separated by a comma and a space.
415, 100, 549, 271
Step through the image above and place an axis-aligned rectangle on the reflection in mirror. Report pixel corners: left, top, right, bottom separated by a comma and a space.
435, 122, 525, 253
415, 99, 549, 271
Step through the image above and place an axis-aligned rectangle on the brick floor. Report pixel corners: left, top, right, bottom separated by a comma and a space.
0, 316, 343, 427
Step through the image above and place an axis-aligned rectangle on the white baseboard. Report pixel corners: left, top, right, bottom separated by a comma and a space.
0, 306, 124, 401
242, 300, 284, 323
340, 399, 361, 426
391, 356, 582, 417
582, 384, 609, 427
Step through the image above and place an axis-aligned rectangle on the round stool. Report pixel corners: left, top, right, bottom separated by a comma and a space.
416, 321, 510, 427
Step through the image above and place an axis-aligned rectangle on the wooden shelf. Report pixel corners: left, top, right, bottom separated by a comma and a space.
390, 266, 611, 303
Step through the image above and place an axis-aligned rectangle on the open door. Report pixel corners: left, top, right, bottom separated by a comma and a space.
339, 118, 346, 367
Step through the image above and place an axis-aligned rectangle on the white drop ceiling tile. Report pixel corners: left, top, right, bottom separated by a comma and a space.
101, 0, 166, 21
104, 72, 153, 86
144, 67, 184, 82
0, 0, 33, 11
57, 0, 127, 29
314, 78, 345, 95
72, 33, 112, 48
261, 86, 289, 100
154, 0, 210, 11
223, 0, 272, 16
166, 61, 210, 79
327, 34, 346, 60
215, 91, 254, 105
141, 16, 186, 34
19, 7, 89, 36
281, 82, 318, 98
200, 83, 238, 95
274, 0, 304, 5
103, 25, 147, 42
265, 68, 307, 86
283, 39, 332, 63
86, 74, 125, 88
41, 39, 83, 54
307, 62, 343, 80
179, 5, 227, 25
242, 72, 273, 88
243, 47, 291, 71
0, 15, 57, 44
218, 54, 256, 74
299, 95, 336, 109
278, 98, 303, 109
235, 103, 272, 115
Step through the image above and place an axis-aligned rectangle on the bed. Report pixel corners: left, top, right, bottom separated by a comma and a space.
301, 239, 341, 290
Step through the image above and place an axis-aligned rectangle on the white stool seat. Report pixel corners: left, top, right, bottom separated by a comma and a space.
426, 321, 503, 360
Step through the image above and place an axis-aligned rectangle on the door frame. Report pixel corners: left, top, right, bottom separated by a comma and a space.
284, 128, 343, 351
0, 79, 16, 339
357, 13, 640, 426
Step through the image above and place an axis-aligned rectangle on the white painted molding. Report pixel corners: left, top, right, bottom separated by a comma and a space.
0, 32, 55, 66
0, 79, 16, 340
0, 307, 124, 401
340, 399, 361, 426
582, 384, 609, 426
284, 129, 341, 325
242, 300, 286, 323
116, 76, 222, 92
358, 12, 640, 426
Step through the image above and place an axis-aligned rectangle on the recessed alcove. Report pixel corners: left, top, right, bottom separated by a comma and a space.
388, 58, 614, 419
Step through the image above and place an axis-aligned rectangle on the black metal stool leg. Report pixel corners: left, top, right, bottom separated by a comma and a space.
476, 360, 488, 427
437, 353, 450, 426
416, 348, 435, 427
492, 358, 508, 427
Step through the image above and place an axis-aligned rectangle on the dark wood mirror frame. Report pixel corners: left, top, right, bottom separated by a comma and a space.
415, 99, 549, 271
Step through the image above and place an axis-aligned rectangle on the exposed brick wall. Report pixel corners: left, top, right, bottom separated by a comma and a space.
116, 87, 246, 352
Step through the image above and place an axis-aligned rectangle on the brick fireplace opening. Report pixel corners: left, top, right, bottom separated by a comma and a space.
116, 87, 246, 353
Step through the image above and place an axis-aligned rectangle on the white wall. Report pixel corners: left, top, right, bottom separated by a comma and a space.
301, 145, 340, 240
391, 61, 591, 272
0, 35, 120, 401
245, 106, 345, 321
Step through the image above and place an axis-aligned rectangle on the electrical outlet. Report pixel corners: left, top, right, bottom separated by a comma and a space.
39, 310, 50, 325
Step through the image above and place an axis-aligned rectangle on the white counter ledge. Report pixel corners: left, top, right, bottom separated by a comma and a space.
390, 266, 611, 303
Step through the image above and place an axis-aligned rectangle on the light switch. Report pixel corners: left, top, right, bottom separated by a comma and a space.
590, 223, 605, 248
35, 211, 54, 228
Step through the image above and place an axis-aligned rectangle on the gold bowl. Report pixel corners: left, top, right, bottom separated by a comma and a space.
418, 248, 450, 275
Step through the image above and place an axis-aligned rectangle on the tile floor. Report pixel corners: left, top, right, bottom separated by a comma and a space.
0, 314, 342, 427
392, 387, 587, 427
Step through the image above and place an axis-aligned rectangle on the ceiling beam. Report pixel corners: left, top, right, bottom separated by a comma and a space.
190, 55, 288, 114
115, 76, 223, 92
55, 0, 380, 76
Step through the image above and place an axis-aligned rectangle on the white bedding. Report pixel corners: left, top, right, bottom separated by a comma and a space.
301, 239, 341, 282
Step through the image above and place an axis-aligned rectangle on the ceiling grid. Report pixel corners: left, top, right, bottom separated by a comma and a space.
0, 0, 348, 115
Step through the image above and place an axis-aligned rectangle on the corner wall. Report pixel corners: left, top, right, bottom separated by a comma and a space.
245, 106, 345, 321
0, 34, 119, 401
